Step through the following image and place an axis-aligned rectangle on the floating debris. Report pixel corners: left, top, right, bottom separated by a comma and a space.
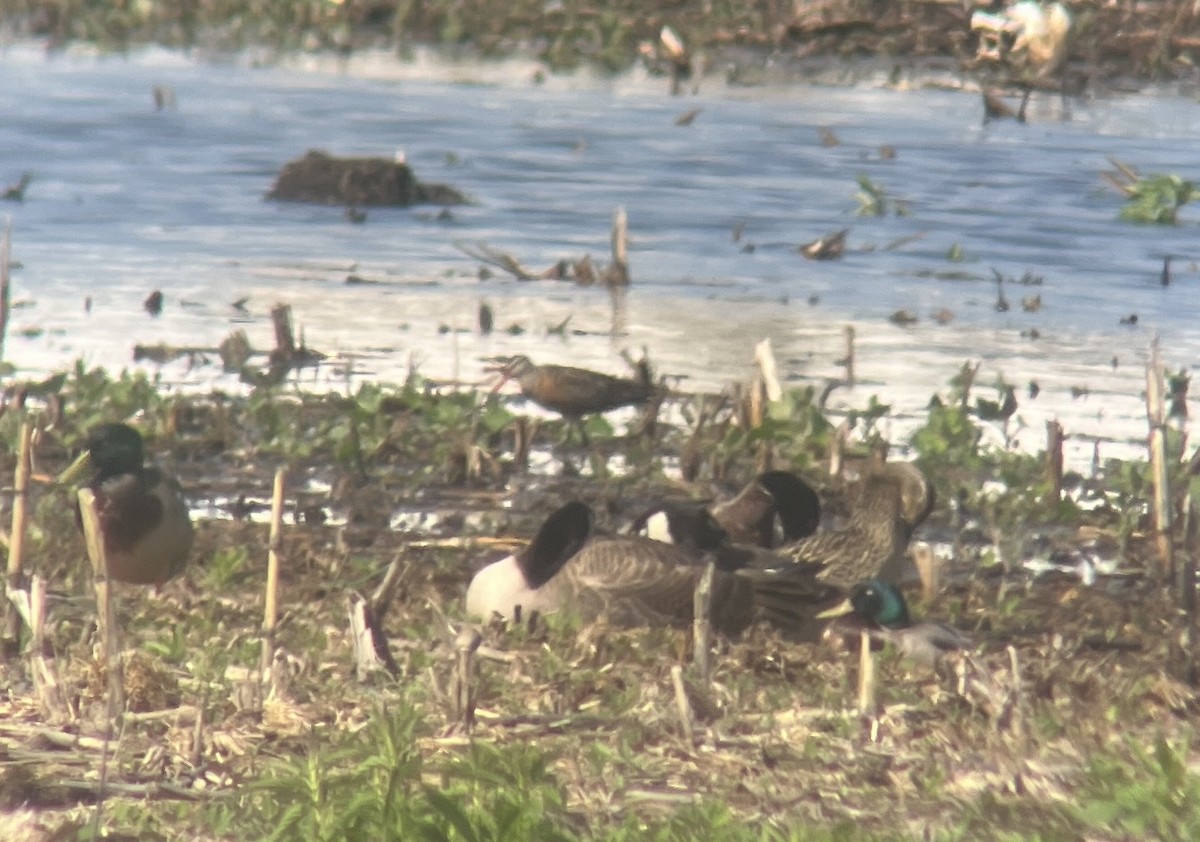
799, 228, 848, 261
143, 290, 164, 317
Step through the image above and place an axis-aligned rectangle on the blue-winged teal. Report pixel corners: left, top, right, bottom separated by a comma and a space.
60, 423, 194, 586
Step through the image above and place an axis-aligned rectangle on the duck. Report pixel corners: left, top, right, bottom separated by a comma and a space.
627, 470, 821, 563
466, 501, 840, 637
488, 355, 658, 444
58, 422, 194, 586
818, 579, 971, 666
710, 470, 822, 547
779, 463, 927, 588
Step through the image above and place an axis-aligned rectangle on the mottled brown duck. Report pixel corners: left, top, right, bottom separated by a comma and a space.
779, 469, 913, 588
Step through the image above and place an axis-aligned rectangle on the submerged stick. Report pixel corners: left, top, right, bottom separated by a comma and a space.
1146, 341, 1173, 581
608, 206, 629, 288
692, 561, 716, 684
842, 325, 856, 388
3, 420, 32, 657
261, 468, 287, 694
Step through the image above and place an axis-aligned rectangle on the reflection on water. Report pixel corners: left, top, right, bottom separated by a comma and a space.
1, 42, 1196, 471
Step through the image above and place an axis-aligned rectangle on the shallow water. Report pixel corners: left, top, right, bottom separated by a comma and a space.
2, 42, 1197, 470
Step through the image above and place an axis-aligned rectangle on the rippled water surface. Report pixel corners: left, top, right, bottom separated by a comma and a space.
3, 42, 1199, 469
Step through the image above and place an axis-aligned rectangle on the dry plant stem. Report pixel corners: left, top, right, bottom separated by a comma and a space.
1045, 419, 1064, 505
754, 338, 782, 402
454, 627, 482, 731
261, 467, 287, 691
78, 488, 125, 720
78, 488, 122, 837
609, 206, 629, 287
0, 216, 10, 361
843, 325, 856, 387
1181, 492, 1197, 617
670, 664, 695, 744
29, 576, 66, 722
747, 369, 765, 429
3, 420, 32, 657
829, 420, 849, 477
913, 541, 939, 600
857, 628, 876, 714
1146, 342, 1174, 580
692, 561, 715, 684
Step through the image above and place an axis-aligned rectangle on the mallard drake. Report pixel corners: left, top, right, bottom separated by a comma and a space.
818, 579, 971, 665
488, 355, 657, 442
779, 460, 933, 588
59, 423, 194, 586
467, 501, 838, 636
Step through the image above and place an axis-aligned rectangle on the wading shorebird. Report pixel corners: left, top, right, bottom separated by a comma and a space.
488, 354, 658, 445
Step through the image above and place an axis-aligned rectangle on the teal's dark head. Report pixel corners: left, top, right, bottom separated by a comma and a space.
848, 579, 912, 629
60, 423, 147, 486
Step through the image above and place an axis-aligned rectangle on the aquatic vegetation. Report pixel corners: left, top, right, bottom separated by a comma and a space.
854, 174, 908, 217
1103, 159, 1198, 225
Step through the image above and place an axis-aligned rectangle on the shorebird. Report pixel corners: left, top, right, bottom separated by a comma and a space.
466, 501, 839, 637
59, 423, 194, 586
488, 355, 658, 444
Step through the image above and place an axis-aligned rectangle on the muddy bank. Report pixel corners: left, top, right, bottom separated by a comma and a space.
7, 0, 1200, 89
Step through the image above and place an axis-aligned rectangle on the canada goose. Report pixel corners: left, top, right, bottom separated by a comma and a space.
710, 470, 822, 547
59, 422, 194, 586
467, 501, 838, 636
